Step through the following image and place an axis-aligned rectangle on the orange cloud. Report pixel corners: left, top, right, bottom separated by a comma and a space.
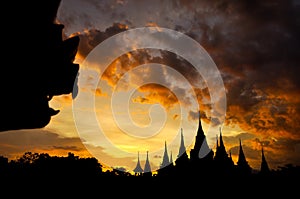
226, 93, 300, 140
173, 114, 179, 120
101, 52, 139, 88
146, 22, 159, 27
132, 84, 179, 110
95, 88, 108, 97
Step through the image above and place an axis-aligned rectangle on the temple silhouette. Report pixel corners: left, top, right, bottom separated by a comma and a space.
133, 113, 271, 178
0, 116, 298, 193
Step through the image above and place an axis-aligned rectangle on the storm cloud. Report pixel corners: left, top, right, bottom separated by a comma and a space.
56, 0, 300, 169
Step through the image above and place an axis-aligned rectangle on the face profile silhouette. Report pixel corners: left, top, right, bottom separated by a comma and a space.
0, 0, 79, 132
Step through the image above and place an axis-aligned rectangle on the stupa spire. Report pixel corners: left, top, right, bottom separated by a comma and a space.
144, 151, 151, 173
175, 128, 190, 168
160, 141, 170, 169
260, 146, 270, 174
133, 151, 143, 175
190, 111, 213, 161
237, 139, 252, 175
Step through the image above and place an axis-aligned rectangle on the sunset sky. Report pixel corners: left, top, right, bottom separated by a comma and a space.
1, 0, 299, 173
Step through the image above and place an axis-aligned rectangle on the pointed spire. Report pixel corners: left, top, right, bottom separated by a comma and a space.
178, 128, 187, 157
260, 146, 270, 174
144, 151, 151, 173
196, 111, 205, 138
237, 139, 251, 175
175, 128, 190, 168
160, 141, 170, 169
219, 127, 225, 148
133, 151, 143, 174
237, 139, 245, 162
237, 139, 245, 163
214, 126, 228, 161
190, 110, 213, 161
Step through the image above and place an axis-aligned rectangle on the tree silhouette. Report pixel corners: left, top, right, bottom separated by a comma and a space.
0, 150, 299, 196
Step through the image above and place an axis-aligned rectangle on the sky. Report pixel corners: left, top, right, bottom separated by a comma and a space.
1, 0, 300, 173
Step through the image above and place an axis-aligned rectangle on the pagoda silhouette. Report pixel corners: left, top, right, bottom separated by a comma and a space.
133, 152, 143, 176
259, 146, 271, 176
134, 112, 271, 178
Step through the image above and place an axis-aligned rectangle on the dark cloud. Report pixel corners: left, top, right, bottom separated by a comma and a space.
230, 144, 259, 161
57, 0, 300, 167
173, 0, 300, 142
0, 129, 87, 160
75, 4, 300, 138
71, 23, 128, 58
52, 145, 82, 151
75, 26, 213, 115
220, 132, 256, 146
188, 109, 221, 126
269, 139, 300, 169
226, 135, 300, 169
229, 144, 261, 168
188, 110, 210, 124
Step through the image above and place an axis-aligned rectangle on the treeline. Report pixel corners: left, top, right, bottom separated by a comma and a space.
0, 151, 299, 184
0, 152, 298, 197
0, 152, 133, 180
